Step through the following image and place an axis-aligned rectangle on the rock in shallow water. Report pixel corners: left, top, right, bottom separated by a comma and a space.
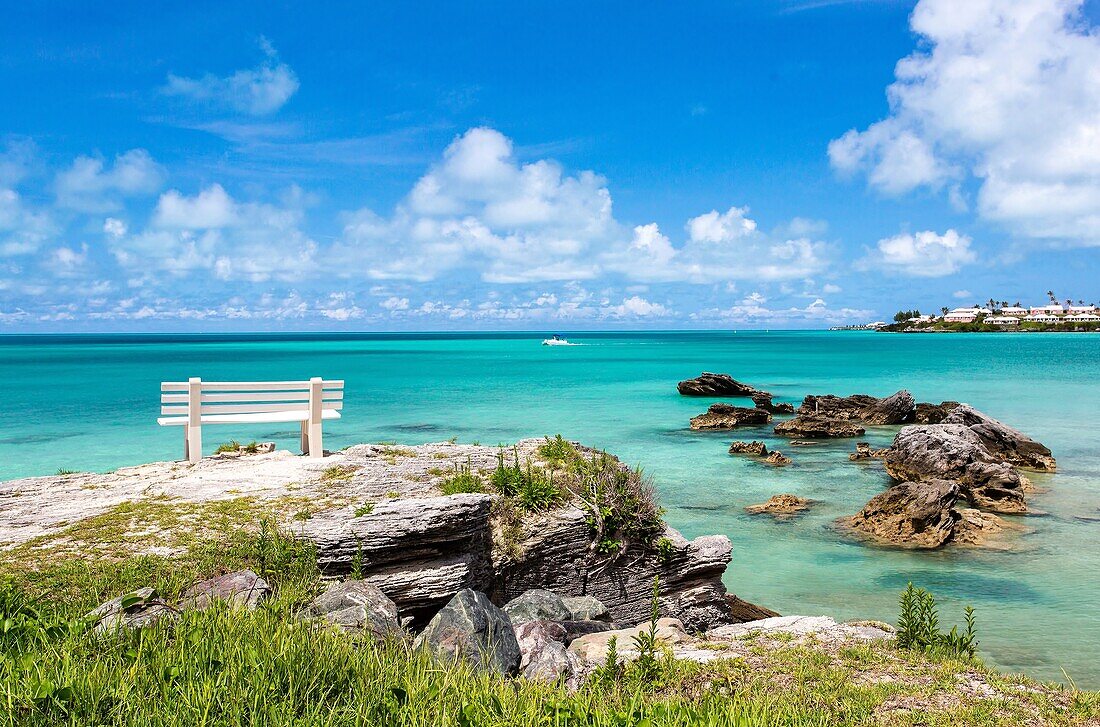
883, 425, 1029, 513
942, 404, 1056, 471
690, 403, 771, 430
728, 440, 768, 456
413, 588, 520, 675
797, 390, 915, 425
745, 494, 811, 519
751, 392, 795, 414
677, 373, 761, 397
774, 416, 866, 438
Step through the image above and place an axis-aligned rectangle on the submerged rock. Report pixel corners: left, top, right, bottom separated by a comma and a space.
751, 392, 795, 414
503, 589, 571, 625
307, 580, 402, 637
745, 494, 810, 518
413, 589, 520, 675
774, 416, 866, 439
942, 404, 1056, 471
690, 404, 771, 430
87, 588, 176, 631
677, 373, 761, 397
729, 440, 768, 456
181, 569, 271, 611
883, 425, 1030, 513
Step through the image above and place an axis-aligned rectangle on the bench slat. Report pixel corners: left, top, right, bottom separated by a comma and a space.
160, 380, 343, 392
160, 391, 344, 404
158, 410, 342, 426
161, 401, 343, 416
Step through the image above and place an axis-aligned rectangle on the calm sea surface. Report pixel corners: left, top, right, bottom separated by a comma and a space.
2, 330, 1098, 685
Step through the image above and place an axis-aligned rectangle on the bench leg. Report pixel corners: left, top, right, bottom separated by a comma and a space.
184, 425, 189, 462
308, 420, 323, 458
187, 424, 202, 464
300, 421, 309, 455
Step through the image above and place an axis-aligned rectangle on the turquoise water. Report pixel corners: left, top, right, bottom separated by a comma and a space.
2, 331, 1099, 685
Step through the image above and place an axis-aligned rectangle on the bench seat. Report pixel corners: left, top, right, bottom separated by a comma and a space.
157, 410, 341, 426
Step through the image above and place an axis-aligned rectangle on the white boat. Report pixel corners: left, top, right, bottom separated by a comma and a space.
542, 335, 575, 346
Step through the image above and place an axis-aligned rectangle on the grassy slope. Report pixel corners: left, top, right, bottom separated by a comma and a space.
2, 447, 1099, 726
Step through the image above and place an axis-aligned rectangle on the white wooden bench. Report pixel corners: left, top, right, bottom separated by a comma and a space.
158, 377, 344, 463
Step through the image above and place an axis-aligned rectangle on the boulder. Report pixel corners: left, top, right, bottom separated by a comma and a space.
915, 401, 960, 424
751, 392, 795, 414
561, 595, 609, 621
559, 619, 617, 644
677, 373, 761, 397
690, 404, 771, 430
837, 480, 962, 549
797, 391, 915, 424
728, 441, 768, 456
181, 569, 271, 611
503, 589, 571, 625
87, 588, 176, 632
492, 506, 740, 630
942, 404, 1055, 471
883, 425, 1029, 513
774, 416, 865, 439
413, 589, 520, 675
708, 615, 893, 643
307, 580, 402, 637
849, 442, 888, 461
745, 494, 811, 519
764, 451, 792, 466
725, 595, 780, 622
514, 620, 583, 683
568, 617, 694, 664
296, 493, 495, 624
952, 508, 1029, 547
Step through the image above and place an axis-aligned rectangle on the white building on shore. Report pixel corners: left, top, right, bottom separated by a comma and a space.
986, 316, 1020, 326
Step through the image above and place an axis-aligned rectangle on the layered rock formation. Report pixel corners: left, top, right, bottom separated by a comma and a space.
942, 405, 1056, 471
745, 494, 812, 519
677, 373, 761, 397
728, 440, 768, 456
796, 390, 916, 425
751, 392, 795, 414
882, 425, 1030, 513
690, 404, 771, 430
774, 416, 866, 438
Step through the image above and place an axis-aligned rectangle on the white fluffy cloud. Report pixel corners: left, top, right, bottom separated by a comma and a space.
829, 0, 1100, 246
55, 149, 165, 212
858, 229, 976, 277
163, 39, 299, 115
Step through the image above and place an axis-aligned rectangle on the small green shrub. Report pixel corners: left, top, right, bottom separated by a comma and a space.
214, 440, 242, 454
55, 469, 78, 476
537, 434, 578, 467
632, 576, 664, 681
354, 502, 375, 518
655, 536, 674, 563
896, 582, 978, 659
439, 458, 485, 495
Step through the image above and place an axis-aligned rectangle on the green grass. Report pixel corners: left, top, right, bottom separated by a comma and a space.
1, 522, 1096, 726
319, 465, 358, 483
439, 459, 485, 495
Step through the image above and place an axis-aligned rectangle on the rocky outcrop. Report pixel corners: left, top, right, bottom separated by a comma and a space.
690, 404, 771, 430
745, 494, 811, 518
915, 401, 960, 424
838, 480, 962, 549
942, 405, 1055, 471
707, 615, 893, 644
797, 390, 915, 425
306, 580, 403, 637
295, 494, 495, 623
883, 425, 1029, 513
849, 442, 888, 461
729, 441, 768, 456
677, 373, 761, 397
764, 451, 792, 466
725, 595, 780, 622
838, 479, 1026, 549
751, 392, 795, 414
413, 589, 520, 675
181, 569, 271, 611
774, 416, 866, 439
493, 506, 740, 631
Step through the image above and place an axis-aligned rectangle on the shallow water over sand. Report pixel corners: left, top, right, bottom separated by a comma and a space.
2, 330, 1098, 685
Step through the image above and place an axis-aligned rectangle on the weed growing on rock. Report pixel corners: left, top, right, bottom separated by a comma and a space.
55, 469, 78, 476
354, 502, 375, 518
320, 464, 358, 483
214, 440, 242, 454
537, 435, 578, 467
439, 458, 485, 495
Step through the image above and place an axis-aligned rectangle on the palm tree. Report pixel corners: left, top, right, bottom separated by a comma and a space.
941, 306, 949, 316
1047, 290, 1056, 303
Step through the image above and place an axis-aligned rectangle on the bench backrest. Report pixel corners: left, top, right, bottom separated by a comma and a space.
160, 378, 344, 418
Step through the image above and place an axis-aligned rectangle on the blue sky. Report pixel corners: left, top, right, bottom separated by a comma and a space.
1, 0, 1098, 331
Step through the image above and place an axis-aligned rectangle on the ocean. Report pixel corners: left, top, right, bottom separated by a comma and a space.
2, 330, 1098, 685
